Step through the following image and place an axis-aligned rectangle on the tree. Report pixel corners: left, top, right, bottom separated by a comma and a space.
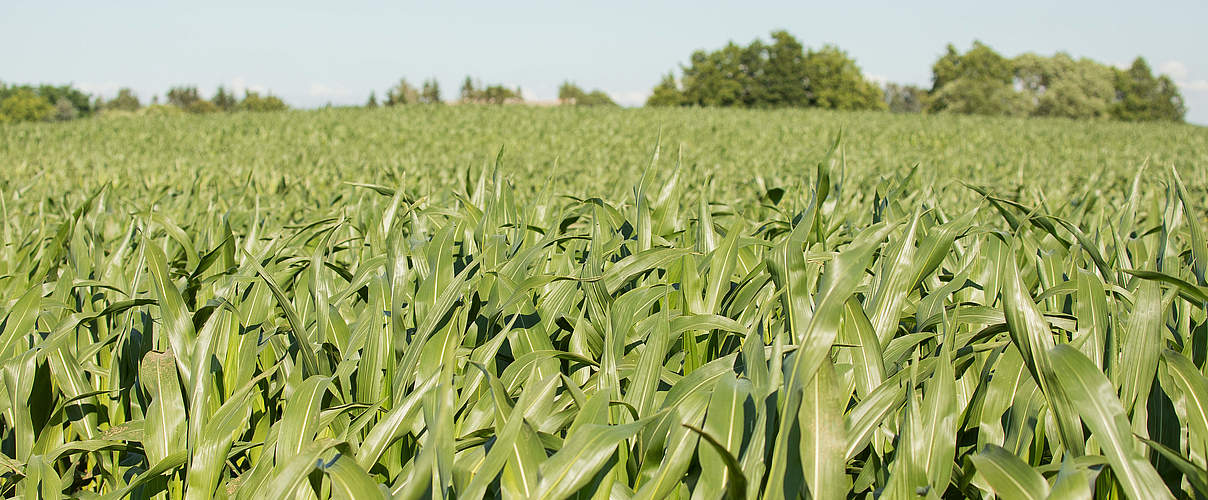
649, 31, 883, 110
366, 91, 378, 108
681, 43, 753, 107
0, 88, 53, 123
460, 76, 477, 102
420, 79, 442, 104
1013, 53, 1114, 119
481, 85, 521, 104
558, 81, 584, 104
166, 86, 217, 113
926, 41, 1026, 115
761, 31, 808, 107
458, 77, 520, 104
52, 98, 78, 121
106, 88, 141, 111
386, 79, 419, 106
884, 83, 928, 113
34, 84, 94, 117
802, 45, 885, 110
239, 91, 288, 112
558, 82, 616, 106
646, 73, 683, 107
1111, 57, 1186, 122
212, 86, 237, 111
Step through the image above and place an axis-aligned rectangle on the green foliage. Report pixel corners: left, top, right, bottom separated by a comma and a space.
1014, 52, 1116, 119
645, 73, 683, 107
238, 91, 288, 112
929, 77, 1033, 116
1111, 57, 1187, 122
558, 81, 617, 106
0, 82, 93, 121
760, 30, 809, 107
32, 84, 95, 117
459, 76, 523, 104
659, 31, 884, 110
365, 91, 378, 108
420, 78, 442, 104
212, 86, 237, 112
385, 79, 419, 106
802, 45, 886, 110
928, 43, 1186, 122
1, 106, 1206, 498
927, 41, 1024, 115
105, 88, 142, 112
166, 86, 219, 114
0, 88, 53, 122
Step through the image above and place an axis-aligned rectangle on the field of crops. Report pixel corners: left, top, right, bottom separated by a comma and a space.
2, 106, 1208, 499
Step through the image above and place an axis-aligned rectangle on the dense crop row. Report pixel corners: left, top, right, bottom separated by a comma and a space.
1, 108, 1208, 498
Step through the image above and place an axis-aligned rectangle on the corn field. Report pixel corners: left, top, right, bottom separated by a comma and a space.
2, 108, 1208, 498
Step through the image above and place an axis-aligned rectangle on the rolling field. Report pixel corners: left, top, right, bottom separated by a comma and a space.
2, 106, 1208, 498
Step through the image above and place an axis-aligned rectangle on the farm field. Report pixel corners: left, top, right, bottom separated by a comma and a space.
2, 106, 1208, 498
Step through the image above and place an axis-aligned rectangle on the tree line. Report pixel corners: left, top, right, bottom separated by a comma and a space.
1, 35, 1190, 124
647, 32, 1186, 122
366, 77, 617, 107
0, 83, 289, 123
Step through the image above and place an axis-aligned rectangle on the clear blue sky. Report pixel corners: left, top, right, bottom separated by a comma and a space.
3, 0, 1206, 123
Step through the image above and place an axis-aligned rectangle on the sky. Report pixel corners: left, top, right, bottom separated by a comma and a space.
3, 0, 1206, 124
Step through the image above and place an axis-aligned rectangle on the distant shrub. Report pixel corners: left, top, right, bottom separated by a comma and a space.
239, 91, 288, 112
0, 89, 54, 123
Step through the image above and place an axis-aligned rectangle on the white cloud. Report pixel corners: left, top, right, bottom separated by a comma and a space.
1156, 60, 1208, 96
308, 82, 351, 99
520, 87, 539, 102
228, 76, 266, 95
1158, 60, 1189, 81
609, 89, 650, 107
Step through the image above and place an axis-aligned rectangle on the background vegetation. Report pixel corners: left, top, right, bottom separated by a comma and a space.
647, 33, 1187, 123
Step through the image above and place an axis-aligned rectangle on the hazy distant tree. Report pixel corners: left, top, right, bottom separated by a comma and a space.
481, 84, 521, 104
1013, 53, 1114, 119
460, 76, 477, 102
559, 82, 616, 106
761, 31, 808, 107
680, 43, 755, 106
420, 78, 442, 104
646, 73, 682, 106
802, 45, 885, 110
32, 84, 94, 117
212, 86, 237, 111
650, 30, 883, 110
927, 41, 1027, 115
167, 86, 201, 109
366, 91, 378, 108
239, 91, 288, 112
106, 88, 141, 111
52, 98, 78, 121
386, 79, 419, 106
558, 81, 583, 104
167, 86, 217, 113
0, 88, 53, 122
1111, 57, 1186, 122
458, 78, 519, 104
884, 83, 928, 113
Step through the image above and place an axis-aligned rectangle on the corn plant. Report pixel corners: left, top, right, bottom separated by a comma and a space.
1, 109, 1207, 498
